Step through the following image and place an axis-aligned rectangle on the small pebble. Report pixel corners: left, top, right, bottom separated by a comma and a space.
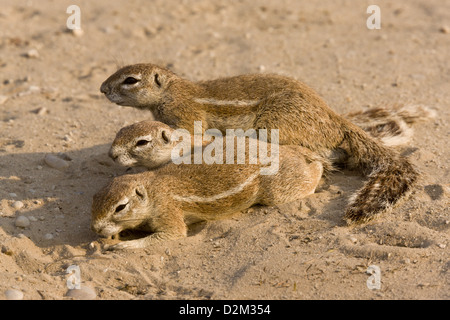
0, 95, 8, 105
15, 216, 30, 228
349, 236, 358, 244
4, 289, 24, 300
44, 154, 70, 170
44, 233, 54, 240
33, 107, 48, 115
57, 152, 73, 161
66, 285, 96, 300
24, 48, 39, 58
9, 193, 17, 198
12, 201, 24, 210
2, 245, 13, 255
17, 86, 40, 97
437, 243, 446, 249
71, 28, 84, 37
439, 26, 450, 34
28, 216, 38, 222
28, 85, 40, 93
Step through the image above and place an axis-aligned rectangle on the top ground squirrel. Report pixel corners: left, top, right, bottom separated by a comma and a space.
100, 63, 422, 223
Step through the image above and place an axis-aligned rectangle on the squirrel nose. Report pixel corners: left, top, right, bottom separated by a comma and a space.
108, 148, 118, 161
90, 222, 101, 234
100, 82, 109, 94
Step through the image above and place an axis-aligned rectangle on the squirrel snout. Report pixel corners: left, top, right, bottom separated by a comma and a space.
90, 221, 102, 234
108, 148, 118, 161
100, 82, 110, 95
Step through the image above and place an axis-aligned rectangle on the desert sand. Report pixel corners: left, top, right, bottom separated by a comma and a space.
0, 0, 448, 300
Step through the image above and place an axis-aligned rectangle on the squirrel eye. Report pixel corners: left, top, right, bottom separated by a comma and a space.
123, 77, 139, 85
115, 203, 127, 213
136, 140, 150, 147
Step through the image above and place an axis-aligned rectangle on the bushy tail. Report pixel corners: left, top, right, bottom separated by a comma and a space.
344, 104, 436, 147
342, 123, 419, 224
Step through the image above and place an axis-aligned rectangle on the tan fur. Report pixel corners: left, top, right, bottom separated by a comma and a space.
92, 128, 324, 249
100, 64, 426, 223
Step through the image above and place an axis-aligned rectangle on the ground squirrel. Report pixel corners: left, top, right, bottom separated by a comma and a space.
100, 63, 431, 223
108, 119, 331, 172
92, 132, 324, 249
109, 105, 434, 170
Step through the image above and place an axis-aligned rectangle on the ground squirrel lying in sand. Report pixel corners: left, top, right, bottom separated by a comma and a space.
100, 63, 433, 223
109, 105, 432, 170
108, 120, 332, 172
92, 127, 325, 249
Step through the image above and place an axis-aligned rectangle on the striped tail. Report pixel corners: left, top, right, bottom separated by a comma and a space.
342, 123, 419, 223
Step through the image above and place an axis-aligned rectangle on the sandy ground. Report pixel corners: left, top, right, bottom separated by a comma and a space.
0, 0, 448, 300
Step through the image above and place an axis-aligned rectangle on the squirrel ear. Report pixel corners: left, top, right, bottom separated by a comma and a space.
135, 186, 146, 199
161, 129, 171, 144
154, 73, 162, 87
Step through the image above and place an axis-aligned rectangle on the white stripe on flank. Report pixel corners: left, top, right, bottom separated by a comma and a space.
194, 98, 259, 107
173, 172, 259, 203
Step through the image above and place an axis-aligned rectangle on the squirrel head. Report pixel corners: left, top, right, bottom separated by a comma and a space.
91, 174, 152, 238
109, 120, 178, 169
100, 63, 174, 108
